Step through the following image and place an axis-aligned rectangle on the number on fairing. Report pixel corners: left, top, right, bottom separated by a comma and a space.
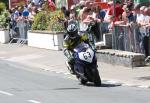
83, 52, 91, 59
78, 48, 94, 63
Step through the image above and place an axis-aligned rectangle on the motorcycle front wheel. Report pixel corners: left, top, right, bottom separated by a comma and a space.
76, 75, 88, 85
81, 79, 88, 85
93, 69, 101, 86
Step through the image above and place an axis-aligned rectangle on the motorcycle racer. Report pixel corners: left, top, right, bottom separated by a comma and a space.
63, 21, 95, 76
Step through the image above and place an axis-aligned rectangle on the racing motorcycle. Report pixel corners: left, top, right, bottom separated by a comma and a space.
66, 42, 101, 86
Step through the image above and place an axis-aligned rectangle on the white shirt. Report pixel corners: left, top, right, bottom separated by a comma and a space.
136, 14, 144, 23
32, 0, 40, 5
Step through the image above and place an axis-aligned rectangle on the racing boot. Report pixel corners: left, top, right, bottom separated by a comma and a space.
65, 61, 75, 75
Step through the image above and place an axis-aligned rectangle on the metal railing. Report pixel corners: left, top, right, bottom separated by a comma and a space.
9, 19, 30, 45
112, 24, 150, 56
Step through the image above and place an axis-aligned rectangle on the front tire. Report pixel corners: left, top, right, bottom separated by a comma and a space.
76, 74, 88, 85
81, 79, 88, 85
93, 69, 101, 86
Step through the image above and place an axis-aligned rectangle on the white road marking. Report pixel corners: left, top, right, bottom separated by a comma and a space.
0, 90, 14, 96
106, 80, 120, 84
64, 72, 70, 75
138, 85, 150, 88
28, 100, 41, 103
56, 71, 65, 74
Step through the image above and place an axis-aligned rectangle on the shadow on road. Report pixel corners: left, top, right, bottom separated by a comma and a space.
82, 82, 122, 87
101, 83, 122, 87
52, 83, 121, 89
53, 88, 80, 90
137, 76, 150, 81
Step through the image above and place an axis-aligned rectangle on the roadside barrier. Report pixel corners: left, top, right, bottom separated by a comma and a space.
9, 19, 30, 45
112, 24, 150, 57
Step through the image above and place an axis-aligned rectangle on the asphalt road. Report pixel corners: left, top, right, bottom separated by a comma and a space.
0, 60, 150, 103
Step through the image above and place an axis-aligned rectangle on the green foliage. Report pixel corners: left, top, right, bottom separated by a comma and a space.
0, 2, 6, 13
0, 10, 9, 29
48, 10, 65, 32
32, 10, 65, 32
31, 12, 49, 30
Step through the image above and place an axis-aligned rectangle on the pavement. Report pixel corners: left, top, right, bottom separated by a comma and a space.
0, 43, 150, 89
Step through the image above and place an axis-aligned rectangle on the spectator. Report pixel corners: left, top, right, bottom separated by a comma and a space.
136, 6, 146, 26
69, 5, 78, 21
79, 7, 90, 31
91, 5, 101, 22
141, 7, 150, 26
31, 6, 38, 16
142, 7, 150, 57
136, 6, 149, 54
76, 0, 85, 17
13, 6, 20, 20
31, 0, 41, 6
28, 7, 35, 23
97, 6, 106, 21
122, 5, 134, 24
91, 5, 102, 41
61, 6, 70, 20
147, 7, 150, 16
48, 0, 56, 11
59, 6, 70, 30
104, 1, 113, 22
108, 0, 124, 22
27, 1, 34, 9
127, 0, 133, 10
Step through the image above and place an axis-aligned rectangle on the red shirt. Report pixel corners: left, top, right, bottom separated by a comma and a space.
108, 4, 124, 21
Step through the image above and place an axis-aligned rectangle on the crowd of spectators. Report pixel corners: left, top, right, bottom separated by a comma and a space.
62, 0, 150, 30
59, 0, 136, 40
4, 0, 150, 56
7, 0, 149, 39
59, 0, 149, 56
6, 0, 46, 39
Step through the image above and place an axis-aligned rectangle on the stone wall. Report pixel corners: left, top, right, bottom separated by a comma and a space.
96, 49, 145, 67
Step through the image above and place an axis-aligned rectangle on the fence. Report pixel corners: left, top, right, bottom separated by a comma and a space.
112, 24, 150, 57
9, 19, 30, 44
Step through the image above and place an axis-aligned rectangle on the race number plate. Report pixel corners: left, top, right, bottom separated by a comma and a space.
78, 48, 94, 63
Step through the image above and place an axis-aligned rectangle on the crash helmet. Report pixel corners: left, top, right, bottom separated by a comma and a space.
67, 23, 78, 39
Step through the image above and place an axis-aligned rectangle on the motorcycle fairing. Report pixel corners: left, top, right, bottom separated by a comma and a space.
74, 42, 94, 63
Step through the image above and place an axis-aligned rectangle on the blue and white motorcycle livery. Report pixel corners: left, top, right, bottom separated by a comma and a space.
72, 42, 101, 86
